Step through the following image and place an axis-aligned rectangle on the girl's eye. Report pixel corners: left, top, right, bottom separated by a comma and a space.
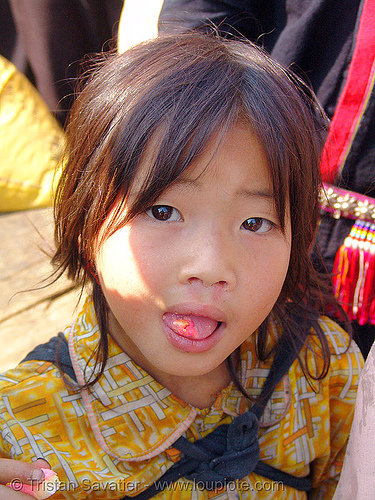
241, 217, 274, 233
146, 205, 182, 222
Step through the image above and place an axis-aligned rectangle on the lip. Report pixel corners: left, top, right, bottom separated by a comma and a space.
162, 302, 227, 353
164, 302, 227, 323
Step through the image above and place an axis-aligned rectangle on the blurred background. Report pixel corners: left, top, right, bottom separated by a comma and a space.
0, 0, 163, 372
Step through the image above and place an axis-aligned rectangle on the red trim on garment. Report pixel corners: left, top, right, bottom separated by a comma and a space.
320, 0, 375, 183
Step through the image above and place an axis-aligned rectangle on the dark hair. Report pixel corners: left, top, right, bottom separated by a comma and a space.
53, 32, 344, 389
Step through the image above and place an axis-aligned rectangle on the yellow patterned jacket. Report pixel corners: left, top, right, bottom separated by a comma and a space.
0, 296, 363, 500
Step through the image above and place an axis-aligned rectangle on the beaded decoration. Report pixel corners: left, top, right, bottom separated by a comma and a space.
320, 183, 375, 222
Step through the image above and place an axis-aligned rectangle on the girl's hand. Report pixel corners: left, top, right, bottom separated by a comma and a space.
0, 458, 50, 498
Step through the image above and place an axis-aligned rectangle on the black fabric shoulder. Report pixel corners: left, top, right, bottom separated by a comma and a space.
22, 333, 77, 382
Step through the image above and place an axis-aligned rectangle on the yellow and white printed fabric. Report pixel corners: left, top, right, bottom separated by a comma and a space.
0, 296, 363, 499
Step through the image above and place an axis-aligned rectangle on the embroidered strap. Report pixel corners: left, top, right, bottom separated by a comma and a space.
320, 182, 375, 222
319, 1, 375, 325
320, 0, 375, 184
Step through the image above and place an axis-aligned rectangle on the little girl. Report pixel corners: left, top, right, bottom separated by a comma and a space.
0, 33, 363, 499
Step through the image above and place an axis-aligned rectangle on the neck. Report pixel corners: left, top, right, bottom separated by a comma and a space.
160, 364, 232, 409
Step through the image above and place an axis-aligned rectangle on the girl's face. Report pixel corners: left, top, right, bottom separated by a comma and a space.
95, 123, 292, 394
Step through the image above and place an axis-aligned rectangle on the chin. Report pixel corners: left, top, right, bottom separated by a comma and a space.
167, 358, 226, 378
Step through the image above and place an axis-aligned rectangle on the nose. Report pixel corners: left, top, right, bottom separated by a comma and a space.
178, 226, 237, 291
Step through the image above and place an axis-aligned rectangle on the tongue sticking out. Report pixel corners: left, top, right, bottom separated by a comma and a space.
163, 313, 219, 340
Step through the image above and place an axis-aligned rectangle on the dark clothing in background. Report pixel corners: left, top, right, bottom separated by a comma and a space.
1, 0, 123, 126
159, 0, 375, 356
159, 0, 360, 119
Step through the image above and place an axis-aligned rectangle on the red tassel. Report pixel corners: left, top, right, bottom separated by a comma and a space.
358, 226, 375, 324
333, 222, 375, 325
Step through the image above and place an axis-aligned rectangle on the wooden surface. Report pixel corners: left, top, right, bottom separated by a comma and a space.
0, 208, 83, 372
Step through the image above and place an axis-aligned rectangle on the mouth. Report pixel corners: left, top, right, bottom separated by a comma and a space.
162, 311, 226, 353
163, 312, 222, 339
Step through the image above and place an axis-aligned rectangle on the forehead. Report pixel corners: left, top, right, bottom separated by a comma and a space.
182, 123, 270, 186
131, 121, 272, 197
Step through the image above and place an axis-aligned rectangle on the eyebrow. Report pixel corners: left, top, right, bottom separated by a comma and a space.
236, 188, 274, 200
173, 177, 274, 200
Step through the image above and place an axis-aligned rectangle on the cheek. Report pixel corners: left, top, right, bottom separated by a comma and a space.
242, 238, 291, 301
96, 235, 155, 328
272, 244, 291, 290
96, 230, 138, 294
96, 227, 168, 299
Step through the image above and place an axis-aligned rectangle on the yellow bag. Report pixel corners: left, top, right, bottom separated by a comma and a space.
0, 55, 65, 212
